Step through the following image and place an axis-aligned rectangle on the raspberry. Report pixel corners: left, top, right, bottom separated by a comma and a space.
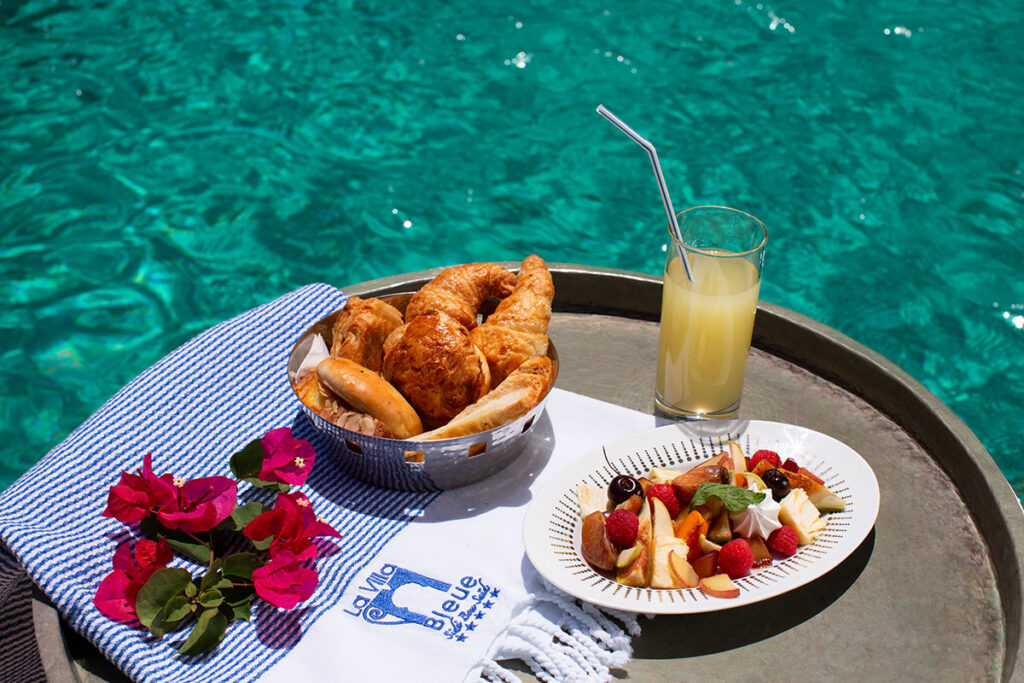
718, 539, 753, 579
767, 526, 799, 557
749, 450, 780, 469
605, 509, 639, 548
646, 484, 680, 518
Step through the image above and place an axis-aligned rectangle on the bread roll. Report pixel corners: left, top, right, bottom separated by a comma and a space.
317, 358, 423, 439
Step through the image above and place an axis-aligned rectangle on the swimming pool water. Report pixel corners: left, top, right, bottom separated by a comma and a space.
2, 0, 1022, 494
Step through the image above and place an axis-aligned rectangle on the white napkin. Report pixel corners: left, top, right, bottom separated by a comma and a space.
264, 388, 658, 682
0, 283, 658, 683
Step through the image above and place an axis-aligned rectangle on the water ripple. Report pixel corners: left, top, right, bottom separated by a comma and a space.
1, 0, 1023, 495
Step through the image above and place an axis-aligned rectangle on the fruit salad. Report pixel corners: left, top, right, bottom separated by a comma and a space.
576, 441, 846, 598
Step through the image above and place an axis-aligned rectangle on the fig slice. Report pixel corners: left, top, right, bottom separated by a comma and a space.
580, 511, 618, 571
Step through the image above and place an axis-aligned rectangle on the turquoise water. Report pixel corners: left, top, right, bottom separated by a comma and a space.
2, 0, 1022, 494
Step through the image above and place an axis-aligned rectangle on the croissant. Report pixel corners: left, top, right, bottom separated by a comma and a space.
409, 355, 554, 441
382, 311, 491, 427
404, 262, 516, 330
469, 254, 554, 388
330, 296, 404, 373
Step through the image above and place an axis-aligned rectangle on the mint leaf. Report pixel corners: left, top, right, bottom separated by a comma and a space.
689, 482, 765, 512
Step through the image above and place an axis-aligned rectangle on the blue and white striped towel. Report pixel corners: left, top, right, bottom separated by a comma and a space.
0, 284, 651, 682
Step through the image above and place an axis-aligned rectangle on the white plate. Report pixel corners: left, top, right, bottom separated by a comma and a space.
523, 420, 880, 614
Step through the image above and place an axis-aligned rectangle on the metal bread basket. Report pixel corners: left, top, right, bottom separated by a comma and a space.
287, 293, 558, 491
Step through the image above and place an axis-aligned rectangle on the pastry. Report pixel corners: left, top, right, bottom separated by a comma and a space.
330, 296, 404, 373
292, 372, 394, 437
404, 262, 516, 330
317, 357, 424, 439
470, 254, 553, 387
382, 311, 491, 427
409, 355, 554, 441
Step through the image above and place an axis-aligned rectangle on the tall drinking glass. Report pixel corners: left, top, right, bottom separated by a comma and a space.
655, 206, 767, 420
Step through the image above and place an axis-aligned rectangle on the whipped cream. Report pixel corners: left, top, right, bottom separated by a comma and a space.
730, 485, 782, 539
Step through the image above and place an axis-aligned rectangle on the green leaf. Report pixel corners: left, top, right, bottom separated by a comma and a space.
198, 588, 224, 608
162, 595, 191, 623
252, 536, 274, 552
164, 536, 212, 565
199, 561, 223, 592
689, 482, 766, 512
139, 517, 212, 565
185, 582, 198, 598
136, 568, 193, 635
138, 515, 162, 542
222, 553, 263, 581
225, 596, 251, 622
243, 476, 290, 492
220, 586, 255, 621
219, 502, 266, 533
177, 607, 229, 656
230, 439, 265, 480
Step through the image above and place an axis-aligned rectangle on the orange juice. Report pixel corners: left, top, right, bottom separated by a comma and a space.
655, 250, 760, 417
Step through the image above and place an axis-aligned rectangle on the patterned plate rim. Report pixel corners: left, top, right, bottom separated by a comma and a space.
522, 420, 881, 614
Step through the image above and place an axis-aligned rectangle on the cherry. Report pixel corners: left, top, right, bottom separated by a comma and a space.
762, 468, 791, 502
607, 475, 643, 505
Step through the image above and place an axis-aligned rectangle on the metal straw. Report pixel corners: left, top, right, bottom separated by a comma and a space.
596, 104, 693, 280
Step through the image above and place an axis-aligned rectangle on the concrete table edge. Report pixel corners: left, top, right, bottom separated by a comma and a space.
33, 263, 1024, 682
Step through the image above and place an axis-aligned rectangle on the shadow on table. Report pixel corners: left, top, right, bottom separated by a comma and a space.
58, 617, 130, 683
289, 408, 557, 524
631, 529, 876, 659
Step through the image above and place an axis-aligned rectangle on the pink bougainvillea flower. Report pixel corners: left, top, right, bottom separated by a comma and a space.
157, 475, 237, 534
257, 427, 316, 486
101, 453, 177, 524
94, 538, 173, 621
244, 492, 340, 562
252, 548, 318, 610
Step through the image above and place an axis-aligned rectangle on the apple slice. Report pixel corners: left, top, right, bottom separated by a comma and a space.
650, 497, 689, 588
699, 533, 722, 554
668, 550, 700, 588
650, 496, 675, 542
650, 537, 688, 588
616, 543, 641, 568
699, 573, 741, 599
727, 441, 747, 473
781, 469, 846, 513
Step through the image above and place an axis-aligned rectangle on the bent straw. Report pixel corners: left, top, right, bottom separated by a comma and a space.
596, 104, 693, 280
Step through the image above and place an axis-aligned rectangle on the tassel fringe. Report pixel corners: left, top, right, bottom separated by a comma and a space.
474, 578, 641, 682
